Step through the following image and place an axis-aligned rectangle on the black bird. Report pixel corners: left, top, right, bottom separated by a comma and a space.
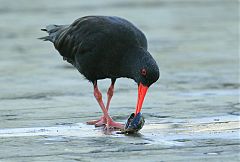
40, 16, 159, 129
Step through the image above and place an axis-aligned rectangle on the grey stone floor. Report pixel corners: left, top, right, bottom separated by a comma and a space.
0, 0, 239, 161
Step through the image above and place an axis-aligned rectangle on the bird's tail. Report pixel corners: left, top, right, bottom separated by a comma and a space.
39, 24, 67, 42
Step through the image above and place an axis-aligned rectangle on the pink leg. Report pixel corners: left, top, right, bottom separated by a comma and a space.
86, 82, 106, 126
87, 80, 114, 126
87, 81, 123, 129
106, 80, 115, 111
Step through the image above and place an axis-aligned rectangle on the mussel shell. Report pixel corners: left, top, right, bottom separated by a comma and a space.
124, 112, 145, 133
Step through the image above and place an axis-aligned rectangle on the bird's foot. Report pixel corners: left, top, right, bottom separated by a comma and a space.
105, 119, 124, 130
86, 116, 106, 127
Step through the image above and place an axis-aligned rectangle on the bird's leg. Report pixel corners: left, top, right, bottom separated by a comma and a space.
89, 82, 107, 126
106, 79, 115, 111
86, 82, 106, 126
87, 81, 123, 129
87, 80, 115, 126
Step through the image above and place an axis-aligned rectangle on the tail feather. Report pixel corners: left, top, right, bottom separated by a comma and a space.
38, 35, 51, 41
39, 24, 67, 42
41, 28, 47, 32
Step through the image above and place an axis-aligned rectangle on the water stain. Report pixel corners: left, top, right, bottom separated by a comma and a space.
55, 122, 74, 126
1, 114, 17, 117
0, 94, 50, 100
148, 114, 171, 119
5, 118, 19, 121
204, 151, 223, 155
229, 111, 240, 116
206, 83, 240, 90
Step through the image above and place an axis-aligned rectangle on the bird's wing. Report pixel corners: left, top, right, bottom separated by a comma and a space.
50, 16, 148, 64
51, 16, 102, 64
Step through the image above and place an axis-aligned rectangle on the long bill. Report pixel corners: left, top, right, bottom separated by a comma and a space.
135, 82, 149, 116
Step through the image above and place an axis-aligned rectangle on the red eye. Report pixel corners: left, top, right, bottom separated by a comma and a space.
141, 68, 147, 76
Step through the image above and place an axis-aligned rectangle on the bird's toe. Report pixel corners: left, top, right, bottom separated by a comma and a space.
86, 116, 106, 126
95, 120, 106, 127
105, 120, 124, 130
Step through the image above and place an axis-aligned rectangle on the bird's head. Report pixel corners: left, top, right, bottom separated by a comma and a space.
137, 63, 160, 87
133, 50, 160, 116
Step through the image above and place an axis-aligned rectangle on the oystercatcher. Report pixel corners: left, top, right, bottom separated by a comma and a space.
40, 16, 159, 130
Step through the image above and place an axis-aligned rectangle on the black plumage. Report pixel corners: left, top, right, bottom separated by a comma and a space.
40, 16, 159, 86
40, 16, 160, 130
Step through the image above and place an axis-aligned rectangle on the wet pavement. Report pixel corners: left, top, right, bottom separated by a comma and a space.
0, 0, 239, 161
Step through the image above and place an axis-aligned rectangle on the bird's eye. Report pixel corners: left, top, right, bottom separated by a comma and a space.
141, 68, 147, 76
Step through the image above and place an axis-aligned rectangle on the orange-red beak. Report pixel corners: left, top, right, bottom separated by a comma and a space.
135, 82, 148, 116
